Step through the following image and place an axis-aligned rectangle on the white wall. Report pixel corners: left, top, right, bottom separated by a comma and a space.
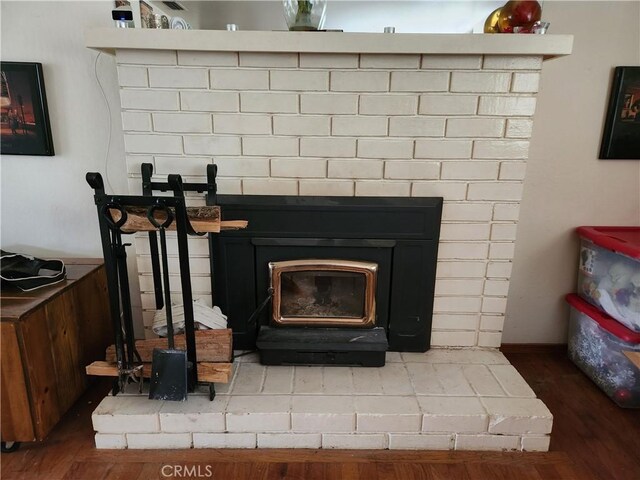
1, 1, 638, 343
1, 1, 128, 257
192, 0, 501, 33
0, 1, 144, 336
503, 1, 640, 343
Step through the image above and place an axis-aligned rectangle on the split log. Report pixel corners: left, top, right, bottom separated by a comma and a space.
105, 329, 232, 363
109, 206, 221, 233
85, 361, 233, 384
221, 220, 249, 231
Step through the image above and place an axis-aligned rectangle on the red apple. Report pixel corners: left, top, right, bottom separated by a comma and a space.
498, 1, 542, 33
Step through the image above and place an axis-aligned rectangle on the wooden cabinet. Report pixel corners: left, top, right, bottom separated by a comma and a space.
1, 259, 112, 443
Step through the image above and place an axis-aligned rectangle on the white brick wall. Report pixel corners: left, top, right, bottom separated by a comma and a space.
422, 55, 483, 70
389, 117, 445, 137
332, 116, 387, 136
361, 54, 420, 69
148, 67, 208, 88
181, 91, 238, 112
300, 53, 358, 69
357, 138, 413, 159
210, 69, 269, 90
451, 72, 511, 93
359, 94, 418, 115
243, 136, 298, 156
355, 181, 410, 197
390, 71, 449, 92
415, 139, 472, 159
213, 113, 271, 135
441, 161, 499, 180
331, 71, 389, 92
122, 112, 151, 131
447, 118, 505, 138
117, 66, 148, 87
120, 90, 179, 110
183, 135, 240, 155
419, 94, 478, 115
271, 70, 328, 91
271, 157, 326, 178
153, 113, 211, 133
303, 94, 360, 115
178, 51, 237, 67
241, 92, 297, 113
239, 52, 297, 68
274, 115, 330, 136
115, 49, 543, 346
384, 161, 440, 180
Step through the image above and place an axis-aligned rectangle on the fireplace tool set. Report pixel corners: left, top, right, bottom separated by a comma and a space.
86, 163, 235, 401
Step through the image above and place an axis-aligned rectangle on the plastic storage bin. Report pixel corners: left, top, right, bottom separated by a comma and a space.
576, 227, 640, 332
566, 294, 640, 408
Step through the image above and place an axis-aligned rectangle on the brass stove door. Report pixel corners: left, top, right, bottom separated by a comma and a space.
269, 259, 378, 328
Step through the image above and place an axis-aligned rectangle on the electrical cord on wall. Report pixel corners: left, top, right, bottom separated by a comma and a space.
94, 52, 115, 193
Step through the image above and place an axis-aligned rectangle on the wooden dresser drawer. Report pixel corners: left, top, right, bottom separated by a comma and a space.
1, 260, 112, 443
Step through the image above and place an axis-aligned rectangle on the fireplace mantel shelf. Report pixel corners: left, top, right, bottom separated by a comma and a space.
85, 28, 572, 58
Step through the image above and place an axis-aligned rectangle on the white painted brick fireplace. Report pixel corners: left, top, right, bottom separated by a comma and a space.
87, 29, 572, 451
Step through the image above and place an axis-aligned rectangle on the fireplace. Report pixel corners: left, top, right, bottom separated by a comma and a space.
212, 195, 443, 365
85, 29, 571, 451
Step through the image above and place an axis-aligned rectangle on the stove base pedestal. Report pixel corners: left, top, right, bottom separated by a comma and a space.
256, 326, 388, 367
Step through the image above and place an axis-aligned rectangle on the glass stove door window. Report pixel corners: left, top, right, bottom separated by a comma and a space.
280, 270, 367, 319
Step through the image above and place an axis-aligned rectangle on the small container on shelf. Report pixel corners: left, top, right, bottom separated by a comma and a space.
576, 226, 640, 332
566, 294, 640, 408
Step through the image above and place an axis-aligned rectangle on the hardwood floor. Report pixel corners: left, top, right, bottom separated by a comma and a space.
1, 348, 639, 480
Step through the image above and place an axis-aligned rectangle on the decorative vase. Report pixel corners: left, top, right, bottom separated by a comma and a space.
283, 0, 327, 31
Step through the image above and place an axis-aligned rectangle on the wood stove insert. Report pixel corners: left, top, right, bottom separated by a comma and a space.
212, 195, 443, 366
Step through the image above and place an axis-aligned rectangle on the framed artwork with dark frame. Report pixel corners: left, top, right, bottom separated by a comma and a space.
0, 62, 54, 156
599, 66, 640, 160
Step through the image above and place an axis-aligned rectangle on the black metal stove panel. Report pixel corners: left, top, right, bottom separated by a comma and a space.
212, 195, 443, 353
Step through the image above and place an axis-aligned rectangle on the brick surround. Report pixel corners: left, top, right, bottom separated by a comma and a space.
117, 49, 543, 346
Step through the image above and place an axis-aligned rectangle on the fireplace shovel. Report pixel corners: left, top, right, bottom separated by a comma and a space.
147, 204, 188, 401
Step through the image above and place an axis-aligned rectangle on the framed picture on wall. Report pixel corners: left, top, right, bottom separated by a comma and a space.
0, 62, 54, 156
599, 66, 640, 160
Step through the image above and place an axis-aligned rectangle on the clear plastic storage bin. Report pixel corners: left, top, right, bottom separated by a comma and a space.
566, 294, 640, 408
577, 227, 640, 332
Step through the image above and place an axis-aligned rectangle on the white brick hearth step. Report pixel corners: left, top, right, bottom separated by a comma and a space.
92, 348, 552, 451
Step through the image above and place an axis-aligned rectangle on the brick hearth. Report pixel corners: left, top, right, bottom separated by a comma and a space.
93, 349, 552, 451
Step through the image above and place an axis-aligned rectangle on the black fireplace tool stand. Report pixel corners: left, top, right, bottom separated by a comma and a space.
86, 163, 222, 400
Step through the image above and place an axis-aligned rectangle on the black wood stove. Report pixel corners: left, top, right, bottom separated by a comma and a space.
212, 195, 442, 366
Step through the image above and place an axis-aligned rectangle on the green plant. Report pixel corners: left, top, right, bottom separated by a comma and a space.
295, 1, 313, 24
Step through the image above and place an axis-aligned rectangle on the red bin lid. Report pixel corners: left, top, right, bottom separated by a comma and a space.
576, 226, 640, 260
566, 294, 640, 344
